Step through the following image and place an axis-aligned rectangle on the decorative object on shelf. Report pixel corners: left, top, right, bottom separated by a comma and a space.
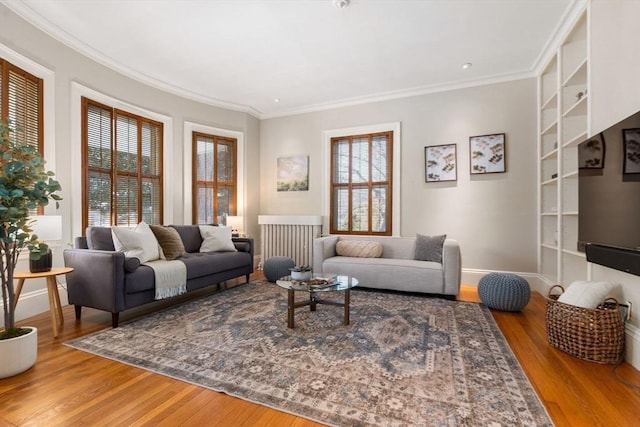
622, 128, 640, 174
277, 155, 309, 191
576, 91, 584, 101
290, 264, 312, 281
551, 172, 558, 179
469, 133, 506, 174
578, 132, 605, 169
424, 144, 457, 182
28, 215, 62, 273
0, 120, 62, 377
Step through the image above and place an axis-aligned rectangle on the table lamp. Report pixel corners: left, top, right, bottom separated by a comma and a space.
226, 215, 243, 237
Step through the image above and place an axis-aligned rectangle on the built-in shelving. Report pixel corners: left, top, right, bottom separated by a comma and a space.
538, 8, 588, 285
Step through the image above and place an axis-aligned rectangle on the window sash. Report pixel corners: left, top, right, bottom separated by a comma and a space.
192, 131, 237, 224
82, 97, 163, 229
330, 131, 392, 235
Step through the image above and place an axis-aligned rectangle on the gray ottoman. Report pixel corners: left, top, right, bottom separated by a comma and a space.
263, 256, 295, 282
478, 273, 530, 311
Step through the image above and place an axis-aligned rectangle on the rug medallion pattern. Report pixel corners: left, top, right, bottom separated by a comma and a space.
67, 281, 552, 426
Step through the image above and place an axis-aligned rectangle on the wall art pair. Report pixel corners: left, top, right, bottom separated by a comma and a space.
424, 133, 506, 182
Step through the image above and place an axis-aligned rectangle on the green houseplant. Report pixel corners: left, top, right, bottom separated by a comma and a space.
0, 120, 61, 344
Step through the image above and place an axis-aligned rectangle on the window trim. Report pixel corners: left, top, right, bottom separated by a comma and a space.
322, 122, 401, 236
0, 43, 56, 211
71, 82, 173, 237
183, 122, 245, 226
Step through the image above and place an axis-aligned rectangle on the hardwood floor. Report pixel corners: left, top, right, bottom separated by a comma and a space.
1, 273, 639, 426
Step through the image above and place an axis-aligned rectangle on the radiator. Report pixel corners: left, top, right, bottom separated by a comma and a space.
258, 215, 323, 268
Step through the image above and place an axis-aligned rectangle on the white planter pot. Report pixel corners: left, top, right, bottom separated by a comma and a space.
0, 327, 38, 378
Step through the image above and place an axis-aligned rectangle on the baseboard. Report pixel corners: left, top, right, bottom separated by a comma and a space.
462, 268, 552, 295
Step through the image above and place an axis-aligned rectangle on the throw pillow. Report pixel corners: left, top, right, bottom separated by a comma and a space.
557, 280, 619, 309
150, 225, 186, 260
414, 233, 447, 263
111, 221, 161, 263
199, 225, 237, 253
336, 240, 383, 258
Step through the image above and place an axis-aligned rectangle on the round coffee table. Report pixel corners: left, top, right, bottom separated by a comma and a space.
275, 275, 358, 328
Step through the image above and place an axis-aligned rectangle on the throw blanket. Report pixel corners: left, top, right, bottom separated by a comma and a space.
143, 260, 187, 300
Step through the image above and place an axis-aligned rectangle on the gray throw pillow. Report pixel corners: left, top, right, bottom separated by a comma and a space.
414, 233, 446, 263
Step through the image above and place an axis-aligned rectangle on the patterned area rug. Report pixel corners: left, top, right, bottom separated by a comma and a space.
66, 281, 552, 426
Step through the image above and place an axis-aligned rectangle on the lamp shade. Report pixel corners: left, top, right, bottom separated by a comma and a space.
226, 216, 243, 234
30, 215, 62, 242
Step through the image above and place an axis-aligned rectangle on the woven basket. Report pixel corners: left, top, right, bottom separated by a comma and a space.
545, 285, 625, 364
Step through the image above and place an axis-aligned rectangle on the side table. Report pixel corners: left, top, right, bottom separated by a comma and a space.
14, 267, 74, 338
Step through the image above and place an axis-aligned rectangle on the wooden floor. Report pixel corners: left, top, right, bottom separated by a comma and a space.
2, 273, 640, 426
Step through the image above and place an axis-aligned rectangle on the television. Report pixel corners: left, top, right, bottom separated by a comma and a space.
578, 109, 640, 276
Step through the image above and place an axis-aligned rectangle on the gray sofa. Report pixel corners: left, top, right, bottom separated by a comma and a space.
63, 225, 254, 327
312, 235, 461, 297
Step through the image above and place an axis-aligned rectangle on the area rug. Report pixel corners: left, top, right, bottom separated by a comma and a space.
66, 281, 553, 426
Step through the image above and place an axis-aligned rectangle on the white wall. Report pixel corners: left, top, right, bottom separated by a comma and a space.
260, 79, 539, 278
588, 0, 640, 367
0, 4, 261, 322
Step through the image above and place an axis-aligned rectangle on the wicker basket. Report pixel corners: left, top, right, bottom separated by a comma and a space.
545, 285, 625, 364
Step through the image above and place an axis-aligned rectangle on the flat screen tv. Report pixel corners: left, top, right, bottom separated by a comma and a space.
578, 109, 640, 275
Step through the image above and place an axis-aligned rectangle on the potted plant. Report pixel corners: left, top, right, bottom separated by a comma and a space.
0, 120, 61, 378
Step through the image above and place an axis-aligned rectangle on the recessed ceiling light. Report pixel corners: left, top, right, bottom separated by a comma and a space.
274, 98, 280, 103
334, 0, 349, 9
462, 62, 472, 69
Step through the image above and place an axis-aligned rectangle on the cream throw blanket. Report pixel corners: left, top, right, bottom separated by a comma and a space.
143, 260, 187, 300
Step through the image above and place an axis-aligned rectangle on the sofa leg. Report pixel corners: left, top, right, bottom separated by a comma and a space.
245, 273, 250, 283
74, 305, 82, 320
112, 313, 120, 328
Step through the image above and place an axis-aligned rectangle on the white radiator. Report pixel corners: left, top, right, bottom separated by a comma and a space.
258, 215, 323, 268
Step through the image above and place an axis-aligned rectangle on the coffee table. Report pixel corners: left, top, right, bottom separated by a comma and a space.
275, 274, 358, 328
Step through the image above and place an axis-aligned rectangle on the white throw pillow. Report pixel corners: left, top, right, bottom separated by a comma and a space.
199, 225, 237, 252
111, 221, 161, 263
557, 280, 618, 309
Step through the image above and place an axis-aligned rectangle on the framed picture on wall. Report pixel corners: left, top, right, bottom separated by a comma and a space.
425, 144, 457, 182
578, 133, 606, 169
277, 155, 309, 191
469, 133, 506, 174
623, 128, 640, 174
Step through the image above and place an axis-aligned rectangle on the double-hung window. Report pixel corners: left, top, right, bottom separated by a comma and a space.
192, 132, 237, 224
330, 131, 393, 235
82, 97, 163, 229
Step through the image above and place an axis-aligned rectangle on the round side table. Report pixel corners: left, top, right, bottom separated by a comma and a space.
14, 267, 74, 338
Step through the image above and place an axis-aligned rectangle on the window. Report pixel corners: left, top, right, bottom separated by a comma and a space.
192, 132, 237, 224
82, 97, 163, 229
330, 131, 393, 235
0, 57, 43, 150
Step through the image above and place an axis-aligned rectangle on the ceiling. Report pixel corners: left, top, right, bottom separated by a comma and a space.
5, 0, 578, 118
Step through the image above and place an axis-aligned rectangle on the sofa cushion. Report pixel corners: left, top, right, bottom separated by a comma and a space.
414, 233, 446, 263
150, 225, 186, 260
199, 225, 237, 252
170, 225, 203, 253
179, 251, 251, 279
111, 222, 160, 263
336, 240, 383, 258
85, 226, 116, 251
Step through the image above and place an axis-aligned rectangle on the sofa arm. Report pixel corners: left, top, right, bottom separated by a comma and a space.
442, 239, 462, 296
312, 235, 339, 274
233, 237, 254, 270
63, 249, 127, 314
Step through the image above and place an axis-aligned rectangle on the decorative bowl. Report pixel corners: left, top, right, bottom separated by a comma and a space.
290, 270, 312, 281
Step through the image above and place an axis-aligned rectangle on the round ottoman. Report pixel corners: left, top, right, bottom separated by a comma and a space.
478, 273, 530, 311
263, 256, 295, 282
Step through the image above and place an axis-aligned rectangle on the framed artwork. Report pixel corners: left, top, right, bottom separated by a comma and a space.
469, 133, 506, 174
277, 155, 309, 191
623, 128, 640, 174
425, 144, 457, 182
578, 133, 606, 169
